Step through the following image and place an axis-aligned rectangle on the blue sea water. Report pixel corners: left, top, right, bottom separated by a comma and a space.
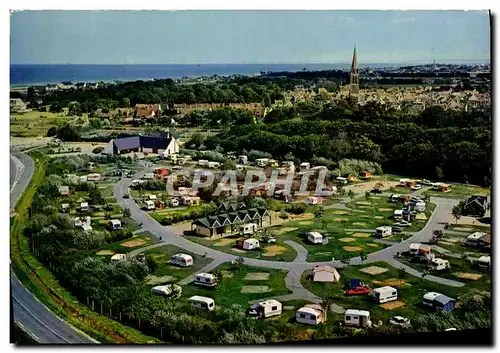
10, 63, 389, 87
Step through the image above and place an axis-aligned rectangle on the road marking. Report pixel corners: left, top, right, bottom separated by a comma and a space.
13, 295, 72, 344
14, 320, 41, 343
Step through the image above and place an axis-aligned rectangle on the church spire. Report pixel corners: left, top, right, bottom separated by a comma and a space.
349, 45, 359, 94
351, 45, 358, 73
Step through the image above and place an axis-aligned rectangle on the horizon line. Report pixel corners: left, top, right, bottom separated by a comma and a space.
10, 60, 490, 66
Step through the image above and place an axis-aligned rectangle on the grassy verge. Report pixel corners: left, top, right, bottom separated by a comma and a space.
10, 151, 160, 343
180, 262, 291, 307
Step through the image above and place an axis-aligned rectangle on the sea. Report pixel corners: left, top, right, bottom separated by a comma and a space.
10, 63, 395, 87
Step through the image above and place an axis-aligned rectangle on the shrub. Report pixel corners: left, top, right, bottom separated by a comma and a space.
285, 203, 307, 214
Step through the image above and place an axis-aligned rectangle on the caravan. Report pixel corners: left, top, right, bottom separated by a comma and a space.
239, 223, 258, 236
236, 238, 260, 250
255, 158, 270, 167
188, 296, 215, 311
376, 226, 392, 238
171, 253, 193, 267
372, 286, 398, 304
306, 232, 323, 244
430, 258, 450, 271
296, 304, 326, 325
344, 309, 372, 328
194, 273, 218, 287
248, 300, 282, 319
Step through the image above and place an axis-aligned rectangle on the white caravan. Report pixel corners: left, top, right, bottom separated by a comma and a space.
307, 232, 323, 244
344, 309, 372, 328
194, 273, 218, 287
372, 286, 398, 304
170, 253, 193, 267
376, 226, 392, 238
188, 296, 215, 311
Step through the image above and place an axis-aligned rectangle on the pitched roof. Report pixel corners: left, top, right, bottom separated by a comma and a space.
112, 135, 173, 152
134, 104, 161, 118
113, 136, 141, 151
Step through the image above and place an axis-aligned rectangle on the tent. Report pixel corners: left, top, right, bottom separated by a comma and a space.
313, 266, 340, 282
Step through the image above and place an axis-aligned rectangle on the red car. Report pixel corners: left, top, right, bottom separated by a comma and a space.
346, 286, 372, 296
345, 279, 372, 296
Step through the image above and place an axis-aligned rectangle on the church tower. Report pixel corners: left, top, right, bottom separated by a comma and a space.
349, 46, 359, 94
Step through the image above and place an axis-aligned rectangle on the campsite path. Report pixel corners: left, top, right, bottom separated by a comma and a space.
386, 258, 465, 287
116, 165, 467, 303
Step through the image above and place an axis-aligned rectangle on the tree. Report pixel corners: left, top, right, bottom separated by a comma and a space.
397, 267, 408, 292
320, 296, 333, 320
234, 257, 245, 270
263, 94, 272, 108
459, 251, 468, 269
340, 255, 350, 268
123, 207, 131, 218
452, 204, 462, 224
145, 255, 158, 273
436, 166, 444, 180
122, 97, 131, 108
432, 229, 444, 243
359, 249, 367, 264
347, 190, 356, 214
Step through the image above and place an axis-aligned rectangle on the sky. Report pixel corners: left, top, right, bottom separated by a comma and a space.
10, 10, 490, 65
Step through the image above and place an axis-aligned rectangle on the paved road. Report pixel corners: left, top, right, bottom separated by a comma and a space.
116, 166, 465, 302
10, 151, 96, 344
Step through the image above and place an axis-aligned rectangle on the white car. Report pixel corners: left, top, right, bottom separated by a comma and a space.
394, 220, 412, 227
412, 184, 422, 190
389, 316, 411, 327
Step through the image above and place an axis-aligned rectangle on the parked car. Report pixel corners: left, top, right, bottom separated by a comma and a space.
392, 226, 403, 233
412, 184, 422, 190
394, 220, 412, 227
259, 235, 277, 244
389, 316, 411, 327
123, 193, 130, 199
421, 179, 432, 186
371, 188, 383, 194
345, 279, 372, 296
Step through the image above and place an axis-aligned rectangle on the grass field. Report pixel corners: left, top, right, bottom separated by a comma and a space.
397, 255, 490, 292
183, 233, 298, 262
144, 245, 213, 283
423, 184, 491, 200
264, 195, 435, 262
10, 110, 74, 137
180, 262, 291, 307
301, 261, 490, 324
94, 230, 160, 255
437, 231, 490, 256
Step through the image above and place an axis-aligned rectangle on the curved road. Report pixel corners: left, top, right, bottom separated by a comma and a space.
10, 151, 96, 344
115, 165, 465, 288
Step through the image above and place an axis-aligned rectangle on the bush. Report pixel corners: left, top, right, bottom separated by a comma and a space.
92, 146, 104, 154
285, 203, 307, 214
248, 149, 272, 161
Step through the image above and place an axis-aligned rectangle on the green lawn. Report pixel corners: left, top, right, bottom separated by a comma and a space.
144, 245, 213, 282
301, 261, 489, 324
397, 255, 491, 293
437, 231, 490, 256
180, 262, 291, 307
10, 110, 71, 137
183, 233, 298, 262
94, 230, 160, 254
423, 184, 490, 200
